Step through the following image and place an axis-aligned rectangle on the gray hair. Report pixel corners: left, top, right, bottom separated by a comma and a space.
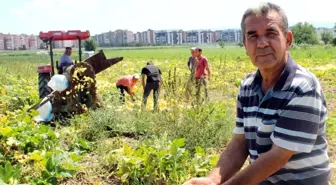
240, 2, 289, 40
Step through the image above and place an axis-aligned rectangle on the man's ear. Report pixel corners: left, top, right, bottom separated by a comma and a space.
286, 31, 293, 48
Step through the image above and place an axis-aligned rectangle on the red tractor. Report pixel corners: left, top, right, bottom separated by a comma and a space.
37, 30, 91, 98
34, 30, 123, 120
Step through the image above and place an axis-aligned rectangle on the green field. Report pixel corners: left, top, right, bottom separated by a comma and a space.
0, 45, 335, 184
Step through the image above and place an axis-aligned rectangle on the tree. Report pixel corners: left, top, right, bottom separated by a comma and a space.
218, 40, 225, 48
84, 39, 98, 51
321, 31, 334, 44
332, 38, 336, 47
291, 22, 319, 45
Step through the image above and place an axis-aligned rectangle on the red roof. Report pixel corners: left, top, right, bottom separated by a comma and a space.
39, 30, 90, 41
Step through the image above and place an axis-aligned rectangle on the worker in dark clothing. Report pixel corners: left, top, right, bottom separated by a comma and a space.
141, 61, 162, 111
185, 47, 197, 100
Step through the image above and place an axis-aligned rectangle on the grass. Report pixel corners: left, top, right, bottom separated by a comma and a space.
0, 45, 335, 184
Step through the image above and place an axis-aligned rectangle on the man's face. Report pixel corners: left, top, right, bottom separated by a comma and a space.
65, 49, 72, 56
191, 50, 196, 57
195, 49, 201, 57
243, 10, 293, 71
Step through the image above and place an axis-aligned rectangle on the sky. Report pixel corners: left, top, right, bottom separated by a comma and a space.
1, 0, 335, 35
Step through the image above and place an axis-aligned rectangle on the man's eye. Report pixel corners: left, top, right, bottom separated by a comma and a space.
268, 32, 277, 36
249, 35, 257, 39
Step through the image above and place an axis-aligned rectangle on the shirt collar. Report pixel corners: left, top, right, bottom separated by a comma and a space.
251, 53, 298, 91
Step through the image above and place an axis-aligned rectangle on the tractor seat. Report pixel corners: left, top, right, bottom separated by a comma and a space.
56, 61, 73, 74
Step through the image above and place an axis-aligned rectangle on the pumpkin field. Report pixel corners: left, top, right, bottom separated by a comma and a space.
0, 45, 335, 184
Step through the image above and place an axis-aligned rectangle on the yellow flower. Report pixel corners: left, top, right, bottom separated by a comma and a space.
0, 116, 8, 123
1, 89, 6, 95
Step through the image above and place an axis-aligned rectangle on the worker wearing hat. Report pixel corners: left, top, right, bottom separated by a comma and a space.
185, 47, 197, 100
116, 74, 139, 103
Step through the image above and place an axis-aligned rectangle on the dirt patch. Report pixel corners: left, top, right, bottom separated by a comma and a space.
328, 139, 336, 185
309, 63, 336, 71
59, 153, 121, 185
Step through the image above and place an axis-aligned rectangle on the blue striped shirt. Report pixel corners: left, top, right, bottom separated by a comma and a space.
234, 54, 331, 185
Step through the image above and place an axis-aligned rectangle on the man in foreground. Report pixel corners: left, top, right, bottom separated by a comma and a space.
194, 47, 211, 103
116, 74, 139, 103
141, 61, 162, 111
185, 47, 197, 100
183, 2, 331, 185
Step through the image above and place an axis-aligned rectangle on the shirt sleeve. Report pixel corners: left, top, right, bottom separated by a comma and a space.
271, 89, 325, 153
233, 85, 245, 134
187, 57, 191, 68
141, 68, 146, 75
203, 57, 209, 68
59, 56, 65, 64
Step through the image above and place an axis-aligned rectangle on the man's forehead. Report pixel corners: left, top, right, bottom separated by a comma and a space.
244, 11, 282, 31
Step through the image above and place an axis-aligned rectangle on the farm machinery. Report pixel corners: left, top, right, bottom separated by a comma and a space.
30, 30, 124, 121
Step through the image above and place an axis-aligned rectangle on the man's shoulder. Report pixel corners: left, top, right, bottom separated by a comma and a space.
201, 56, 208, 61
240, 71, 258, 88
60, 54, 66, 59
60, 54, 70, 61
291, 65, 321, 93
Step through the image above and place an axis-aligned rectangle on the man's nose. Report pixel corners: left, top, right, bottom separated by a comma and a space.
257, 36, 269, 48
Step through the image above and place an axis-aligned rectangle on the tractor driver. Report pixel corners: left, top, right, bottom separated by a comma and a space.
59, 47, 74, 72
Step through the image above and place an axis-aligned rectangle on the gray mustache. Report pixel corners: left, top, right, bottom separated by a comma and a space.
256, 47, 274, 55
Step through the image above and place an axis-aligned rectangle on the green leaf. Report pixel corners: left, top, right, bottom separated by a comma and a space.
47, 176, 57, 185
59, 172, 72, 178
45, 157, 55, 172
172, 138, 185, 148
0, 127, 12, 137
5, 163, 13, 179
70, 153, 83, 162
41, 171, 51, 179
195, 146, 205, 156
78, 138, 90, 151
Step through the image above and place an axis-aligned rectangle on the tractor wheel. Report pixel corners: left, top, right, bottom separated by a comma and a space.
38, 73, 51, 99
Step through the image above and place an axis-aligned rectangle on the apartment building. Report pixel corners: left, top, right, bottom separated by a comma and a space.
134, 32, 142, 43
167, 30, 184, 45
93, 30, 134, 46
126, 31, 134, 43
154, 30, 169, 44
21, 34, 29, 48
0, 34, 44, 50
185, 30, 201, 44
28, 35, 37, 49
114, 29, 127, 45
141, 29, 155, 44
0, 33, 4, 50
3, 34, 15, 50
213, 30, 223, 42
221, 29, 242, 42
200, 30, 212, 44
